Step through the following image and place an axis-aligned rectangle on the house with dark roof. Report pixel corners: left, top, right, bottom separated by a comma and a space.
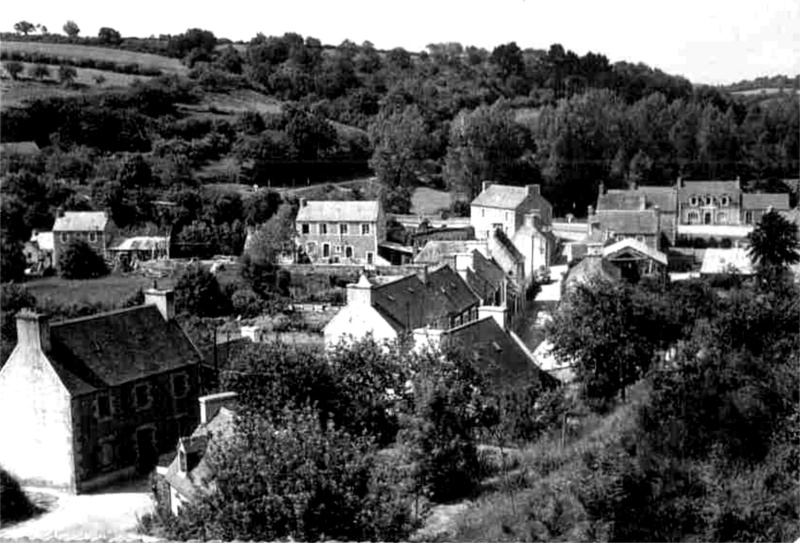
155, 392, 238, 515
562, 245, 622, 298
602, 238, 668, 282
596, 182, 678, 244
295, 200, 386, 265
52, 211, 116, 269
742, 193, 791, 224
0, 289, 211, 493
678, 179, 744, 226
323, 265, 480, 347
589, 205, 663, 251
471, 182, 555, 279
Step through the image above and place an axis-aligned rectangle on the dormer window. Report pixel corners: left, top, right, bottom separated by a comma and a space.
689, 196, 699, 207
720, 196, 730, 207
704, 196, 714, 206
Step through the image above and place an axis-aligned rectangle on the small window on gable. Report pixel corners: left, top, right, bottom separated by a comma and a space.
179, 449, 187, 474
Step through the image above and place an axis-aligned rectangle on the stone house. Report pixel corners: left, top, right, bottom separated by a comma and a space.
323, 265, 480, 347
741, 193, 791, 224
677, 179, 744, 226
596, 182, 677, 245
52, 211, 116, 269
0, 289, 210, 493
23, 231, 54, 274
295, 200, 386, 265
471, 182, 554, 278
155, 392, 238, 515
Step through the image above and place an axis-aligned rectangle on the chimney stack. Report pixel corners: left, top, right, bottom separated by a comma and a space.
479, 306, 508, 329
346, 274, 374, 306
145, 288, 175, 321
527, 184, 541, 196
481, 181, 493, 193
15, 310, 51, 353
199, 392, 238, 424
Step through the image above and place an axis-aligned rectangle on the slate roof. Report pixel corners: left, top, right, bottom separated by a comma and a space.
52, 211, 110, 232
48, 305, 205, 395
472, 184, 550, 212
564, 255, 621, 292
637, 186, 678, 212
742, 193, 790, 210
0, 141, 40, 156
597, 191, 646, 211
296, 200, 380, 222
594, 210, 659, 234
444, 317, 558, 391
678, 180, 740, 204
372, 266, 477, 331
164, 407, 236, 501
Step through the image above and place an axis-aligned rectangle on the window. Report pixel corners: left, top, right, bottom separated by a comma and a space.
744, 211, 754, 224
704, 196, 714, 206
687, 210, 700, 225
60, 233, 69, 242
172, 373, 189, 414
301, 223, 310, 234
334, 245, 342, 254
635, 235, 645, 243
320, 223, 328, 235
690, 196, 699, 207
361, 223, 370, 235
720, 196, 730, 207
367, 252, 374, 265
345, 246, 353, 258
716, 211, 727, 224
339, 223, 348, 235
179, 450, 187, 474
98, 439, 114, 467
505, 212, 510, 221
323, 243, 330, 258
133, 383, 152, 410
306, 242, 316, 255
95, 394, 112, 421
481, 209, 485, 217
88, 232, 97, 243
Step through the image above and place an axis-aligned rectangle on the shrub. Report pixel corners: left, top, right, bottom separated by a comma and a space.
1, 467, 42, 525
174, 264, 229, 317
58, 239, 108, 279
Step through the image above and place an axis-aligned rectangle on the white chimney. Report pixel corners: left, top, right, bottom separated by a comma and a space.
479, 306, 508, 330
346, 274, 373, 306
199, 392, 238, 424
144, 288, 175, 321
15, 310, 50, 353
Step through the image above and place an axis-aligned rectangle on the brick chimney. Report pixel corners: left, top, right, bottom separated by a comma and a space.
527, 184, 541, 196
144, 288, 175, 321
198, 391, 238, 424
15, 310, 51, 353
346, 274, 374, 306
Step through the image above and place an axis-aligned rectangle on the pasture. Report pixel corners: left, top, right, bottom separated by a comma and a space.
411, 186, 453, 215
2, 41, 187, 75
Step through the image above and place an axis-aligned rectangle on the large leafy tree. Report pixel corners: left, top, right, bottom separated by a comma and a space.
174, 264, 229, 317
368, 105, 428, 190
747, 209, 800, 280
62, 20, 80, 37
58, 239, 108, 279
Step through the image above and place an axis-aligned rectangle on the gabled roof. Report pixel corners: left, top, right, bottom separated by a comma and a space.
471, 250, 506, 291
426, 265, 480, 316
296, 200, 380, 222
0, 141, 40, 156
594, 210, 659, 234
48, 305, 204, 395
443, 317, 558, 390
742, 193, 790, 211
603, 238, 668, 266
637, 186, 678, 212
597, 191, 646, 211
53, 211, 110, 232
471, 184, 550, 213
564, 255, 621, 292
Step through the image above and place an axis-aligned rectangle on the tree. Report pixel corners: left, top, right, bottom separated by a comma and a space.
4, 61, 24, 80
58, 239, 108, 279
28, 63, 51, 81
97, 26, 122, 45
13, 21, 35, 35
174, 264, 229, 317
239, 253, 289, 300
368, 105, 428, 190
58, 65, 77, 85
747, 209, 800, 282
242, 190, 281, 226
0, 238, 26, 284
245, 202, 297, 263
62, 20, 80, 38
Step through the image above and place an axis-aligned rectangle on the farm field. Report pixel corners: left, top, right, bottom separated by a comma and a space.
411, 186, 453, 215
2, 41, 187, 75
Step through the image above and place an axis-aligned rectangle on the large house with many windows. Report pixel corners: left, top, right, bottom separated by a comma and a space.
295, 200, 386, 265
677, 178, 790, 226
52, 211, 116, 269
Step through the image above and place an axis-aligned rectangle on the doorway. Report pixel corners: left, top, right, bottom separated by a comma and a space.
703, 212, 712, 225
135, 427, 158, 474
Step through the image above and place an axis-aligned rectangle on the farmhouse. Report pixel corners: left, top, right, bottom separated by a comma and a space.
471, 182, 554, 278
323, 265, 480, 347
0, 289, 211, 493
295, 200, 387, 265
52, 211, 116, 269
596, 182, 677, 244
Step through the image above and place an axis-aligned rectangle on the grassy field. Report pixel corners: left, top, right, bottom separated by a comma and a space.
25, 274, 177, 309
411, 186, 453, 215
2, 41, 187, 75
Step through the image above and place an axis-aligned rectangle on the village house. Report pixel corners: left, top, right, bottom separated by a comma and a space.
323, 265, 480, 347
596, 182, 677, 245
295, 200, 387, 265
589, 204, 663, 252
471, 182, 555, 279
602, 237, 668, 282
562, 244, 622, 298
155, 392, 238, 515
0, 289, 210, 493
52, 211, 117, 269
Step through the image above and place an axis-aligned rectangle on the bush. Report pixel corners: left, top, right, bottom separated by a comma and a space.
174, 264, 229, 317
1, 467, 42, 525
58, 239, 108, 279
